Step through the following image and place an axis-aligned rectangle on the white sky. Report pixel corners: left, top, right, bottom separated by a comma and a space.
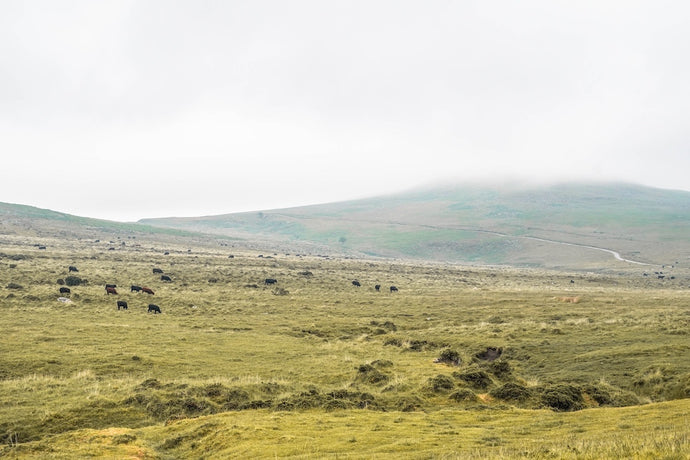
2, 1, 689, 222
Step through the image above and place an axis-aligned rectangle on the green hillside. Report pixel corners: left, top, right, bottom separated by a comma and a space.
0, 202, 211, 241
140, 182, 690, 268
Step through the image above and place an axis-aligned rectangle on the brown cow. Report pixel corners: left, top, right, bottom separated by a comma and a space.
141, 287, 155, 295
106, 287, 118, 295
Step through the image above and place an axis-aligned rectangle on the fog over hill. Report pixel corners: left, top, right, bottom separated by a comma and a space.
138, 182, 690, 269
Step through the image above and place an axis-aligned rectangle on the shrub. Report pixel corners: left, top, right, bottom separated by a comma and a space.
408, 340, 430, 351
485, 360, 512, 378
540, 384, 584, 411
490, 382, 532, 401
435, 349, 461, 366
449, 388, 478, 402
582, 383, 614, 405
385, 395, 425, 412
64, 276, 86, 286
453, 369, 493, 389
137, 378, 162, 390
427, 374, 456, 393
6, 283, 22, 290
383, 338, 402, 347
475, 347, 503, 362
668, 373, 690, 399
356, 364, 390, 385
220, 389, 252, 410
371, 320, 397, 332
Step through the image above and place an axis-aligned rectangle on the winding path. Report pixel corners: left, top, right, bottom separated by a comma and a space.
519, 235, 653, 266
274, 212, 656, 266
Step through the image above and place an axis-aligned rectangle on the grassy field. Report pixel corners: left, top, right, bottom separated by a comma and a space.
1, 232, 689, 458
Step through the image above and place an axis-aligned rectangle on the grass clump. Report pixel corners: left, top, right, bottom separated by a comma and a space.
448, 388, 478, 403
355, 363, 391, 386
434, 349, 461, 366
453, 368, 494, 390
426, 374, 456, 393
489, 382, 532, 402
539, 384, 585, 411
64, 275, 86, 286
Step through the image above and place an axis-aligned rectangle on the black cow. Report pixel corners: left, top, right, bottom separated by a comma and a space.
352, 280, 361, 287
375, 284, 381, 292
59, 287, 71, 294
105, 284, 117, 289
390, 286, 398, 292
265, 278, 277, 285
68, 266, 78, 273
161, 275, 172, 282
148, 304, 161, 314
131, 285, 142, 293
153, 268, 163, 274
117, 300, 128, 310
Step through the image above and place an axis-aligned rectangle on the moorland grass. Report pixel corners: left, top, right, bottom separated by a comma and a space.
0, 234, 689, 457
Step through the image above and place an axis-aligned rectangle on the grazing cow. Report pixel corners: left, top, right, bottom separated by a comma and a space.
390, 286, 398, 292
59, 287, 71, 294
352, 280, 361, 287
131, 285, 142, 293
153, 268, 163, 274
106, 286, 118, 295
265, 278, 277, 285
141, 287, 155, 295
68, 266, 78, 273
148, 304, 161, 314
117, 300, 128, 310
375, 284, 381, 292
161, 275, 172, 282
38, 246, 46, 250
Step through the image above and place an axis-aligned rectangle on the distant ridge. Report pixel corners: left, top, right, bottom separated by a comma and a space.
139, 182, 690, 268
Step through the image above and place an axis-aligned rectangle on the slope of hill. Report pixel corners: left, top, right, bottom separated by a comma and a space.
0, 202, 209, 244
139, 182, 690, 268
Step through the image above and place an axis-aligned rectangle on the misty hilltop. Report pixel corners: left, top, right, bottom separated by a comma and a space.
138, 182, 690, 269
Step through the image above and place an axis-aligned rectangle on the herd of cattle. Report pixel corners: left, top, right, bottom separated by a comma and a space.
57, 266, 399, 315
351, 280, 398, 292
59, 266, 171, 314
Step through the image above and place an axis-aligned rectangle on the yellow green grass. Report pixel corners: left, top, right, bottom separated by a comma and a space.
1, 234, 689, 458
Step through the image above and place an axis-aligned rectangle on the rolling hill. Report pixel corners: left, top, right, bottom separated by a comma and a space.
3, 182, 689, 269
139, 182, 690, 269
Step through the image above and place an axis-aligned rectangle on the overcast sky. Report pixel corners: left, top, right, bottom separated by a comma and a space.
2, 1, 689, 221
